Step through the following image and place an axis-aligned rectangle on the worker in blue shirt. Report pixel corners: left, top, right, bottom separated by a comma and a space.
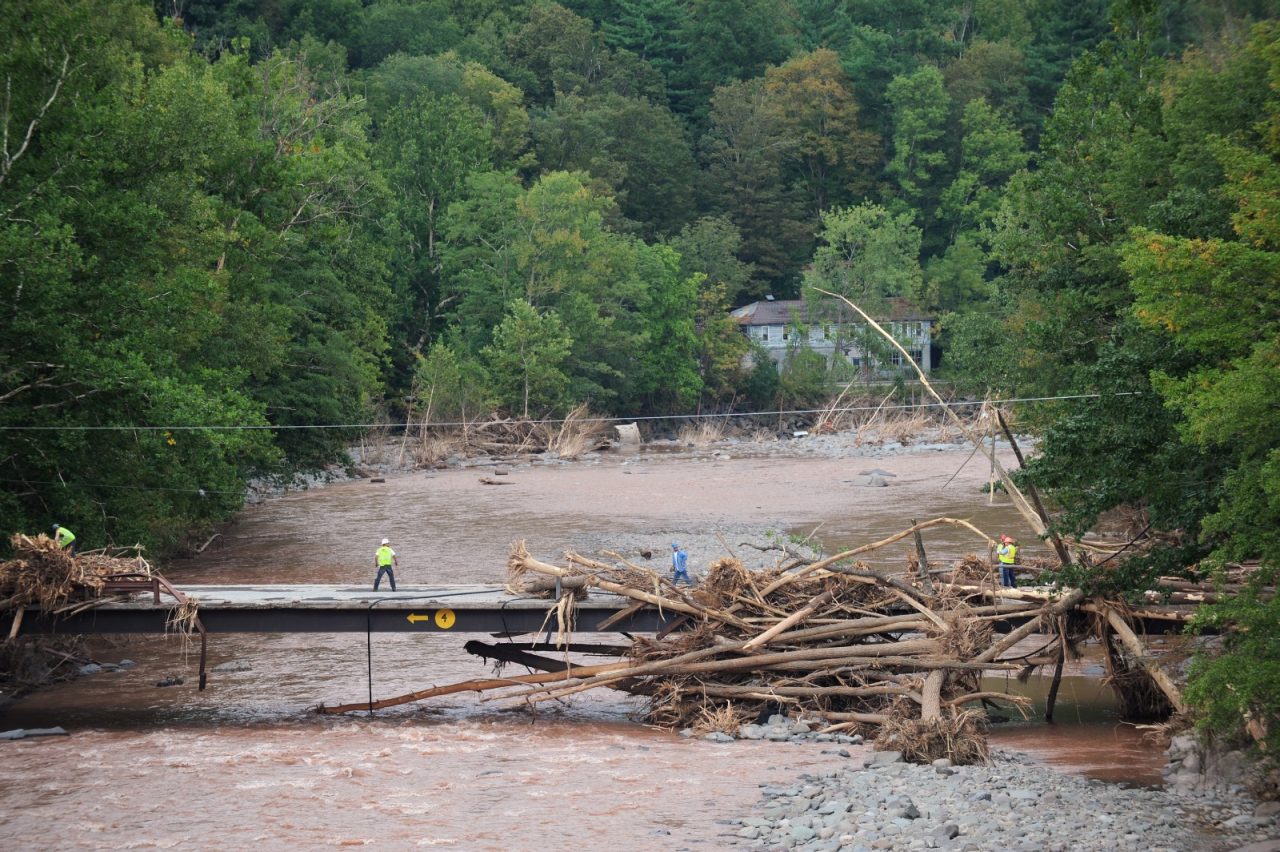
670, 542, 691, 585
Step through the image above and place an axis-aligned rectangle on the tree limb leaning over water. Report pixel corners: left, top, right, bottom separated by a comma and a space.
810, 287, 1045, 539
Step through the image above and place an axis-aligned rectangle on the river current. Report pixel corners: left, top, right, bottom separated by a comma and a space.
0, 443, 1166, 848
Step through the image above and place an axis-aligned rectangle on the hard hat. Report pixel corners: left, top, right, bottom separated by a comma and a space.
52, 524, 60, 531
671, 542, 679, 549
381, 538, 390, 545
1000, 535, 1012, 543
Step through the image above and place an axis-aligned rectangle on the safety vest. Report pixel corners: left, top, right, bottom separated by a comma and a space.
997, 543, 1017, 564
376, 545, 395, 567
55, 527, 76, 547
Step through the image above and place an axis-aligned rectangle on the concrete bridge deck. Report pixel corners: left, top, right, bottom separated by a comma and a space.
6, 584, 677, 635
4, 582, 1195, 639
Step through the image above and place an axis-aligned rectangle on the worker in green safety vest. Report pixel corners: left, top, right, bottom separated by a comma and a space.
52, 523, 78, 555
373, 537, 398, 592
997, 535, 1018, 587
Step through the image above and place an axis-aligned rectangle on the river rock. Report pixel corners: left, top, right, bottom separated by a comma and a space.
212, 660, 252, 673
0, 727, 67, 740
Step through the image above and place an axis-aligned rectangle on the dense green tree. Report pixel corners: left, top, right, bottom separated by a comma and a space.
943, 40, 1034, 135
412, 338, 493, 424
763, 49, 881, 214
597, 0, 688, 86
365, 52, 532, 169
482, 300, 573, 416
1122, 90, 1280, 567
923, 233, 991, 315
667, 216, 756, 307
353, 0, 463, 68
631, 246, 703, 411
701, 77, 811, 296
673, 0, 797, 119
791, 0, 857, 52
376, 94, 494, 363
938, 98, 1028, 243
0, 4, 272, 551
212, 44, 392, 467
806, 203, 924, 311
530, 92, 696, 237
885, 64, 951, 248
441, 171, 701, 410
1023, 0, 1112, 130
503, 1, 609, 103
694, 278, 753, 406
976, 18, 1274, 582
837, 0, 961, 139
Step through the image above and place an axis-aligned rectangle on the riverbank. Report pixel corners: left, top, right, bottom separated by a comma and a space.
722, 744, 1278, 851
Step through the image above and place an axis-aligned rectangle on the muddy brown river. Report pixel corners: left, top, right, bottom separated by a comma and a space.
0, 440, 1166, 848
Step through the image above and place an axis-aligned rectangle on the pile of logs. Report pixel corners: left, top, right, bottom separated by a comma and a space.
319, 520, 1188, 763
0, 534, 155, 640
319, 512, 1272, 763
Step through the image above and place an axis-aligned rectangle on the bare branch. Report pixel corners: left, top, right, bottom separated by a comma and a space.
1, 51, 71, 191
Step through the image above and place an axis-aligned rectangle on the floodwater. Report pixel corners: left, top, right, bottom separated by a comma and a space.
0, 441, 1168, 848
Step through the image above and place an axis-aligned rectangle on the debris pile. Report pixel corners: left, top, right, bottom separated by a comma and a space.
0, 534, 152, 618
327, 520, 1128, 764
318, 525, 1233, 764
500, 539, 1032, 763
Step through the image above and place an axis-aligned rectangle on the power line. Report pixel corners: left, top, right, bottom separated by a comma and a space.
0, 392, 1142, 432
0, 477, 243, 495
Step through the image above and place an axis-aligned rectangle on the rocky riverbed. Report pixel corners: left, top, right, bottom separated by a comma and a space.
716, 724, 1278, 851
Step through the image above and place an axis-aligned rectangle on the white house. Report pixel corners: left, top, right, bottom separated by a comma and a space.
731, 297, 934, 375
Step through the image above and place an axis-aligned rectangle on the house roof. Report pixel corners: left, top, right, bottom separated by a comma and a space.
730, 298, 932, 326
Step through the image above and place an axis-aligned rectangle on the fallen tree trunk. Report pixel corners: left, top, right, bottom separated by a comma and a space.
1103, 607, 1187, 715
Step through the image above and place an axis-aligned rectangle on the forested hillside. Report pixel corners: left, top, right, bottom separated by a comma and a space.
1, 2, 1276, 592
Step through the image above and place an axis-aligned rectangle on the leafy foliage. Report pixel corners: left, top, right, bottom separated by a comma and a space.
1186, 577, 1280, 753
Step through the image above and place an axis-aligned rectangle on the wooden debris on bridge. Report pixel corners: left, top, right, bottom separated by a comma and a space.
0, 534, 154, 631
1, 534, 210, 688
319, 519, 1225, 764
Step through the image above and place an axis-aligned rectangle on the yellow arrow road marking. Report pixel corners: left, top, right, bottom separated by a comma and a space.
406, 613, 430, 624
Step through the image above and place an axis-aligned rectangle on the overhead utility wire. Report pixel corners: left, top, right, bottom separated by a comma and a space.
0, 392, 1141, 432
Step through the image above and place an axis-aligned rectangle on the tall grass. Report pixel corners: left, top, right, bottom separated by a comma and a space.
677, 418, 728, 446
539, 403, 608, 459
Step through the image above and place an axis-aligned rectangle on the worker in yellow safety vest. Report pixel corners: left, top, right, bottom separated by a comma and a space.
373, 537, 398, 592
997, 535, 1018, 588
51, 524, 78, 555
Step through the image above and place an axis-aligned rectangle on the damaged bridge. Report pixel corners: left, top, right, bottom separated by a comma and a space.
2, 582, 681, 636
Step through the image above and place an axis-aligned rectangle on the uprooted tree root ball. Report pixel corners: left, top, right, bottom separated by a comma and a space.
873, 708, 991, 765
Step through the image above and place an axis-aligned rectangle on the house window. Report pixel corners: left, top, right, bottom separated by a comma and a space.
812, 325, 823, 341
760, 326, 770, 341
782, 327, 790, 341
909, 349, 922, 365
889, 351, 904, 366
